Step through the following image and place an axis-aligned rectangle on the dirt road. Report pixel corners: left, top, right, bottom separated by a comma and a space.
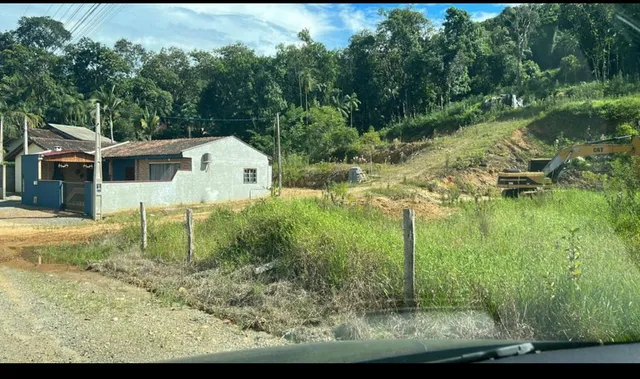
0, 195, 314, 363
0, 263, 286, 363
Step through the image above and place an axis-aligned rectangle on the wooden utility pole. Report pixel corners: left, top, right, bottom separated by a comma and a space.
93, 103, 103, 221
403, 208, 416, 309
0, 114, 5, 200
140, 202, 147, 251
186, 208, 194, 263
276, 113, 282, 195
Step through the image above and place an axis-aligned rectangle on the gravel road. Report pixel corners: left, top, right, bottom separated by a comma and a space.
0, 264, 287, 363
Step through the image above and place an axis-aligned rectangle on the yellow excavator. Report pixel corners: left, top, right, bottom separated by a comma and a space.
497, 135, 640, 197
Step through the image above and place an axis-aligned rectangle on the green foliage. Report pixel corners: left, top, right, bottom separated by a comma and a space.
42, 190, 640, 341
4, 4, 640, 162
616, 123, 638, 137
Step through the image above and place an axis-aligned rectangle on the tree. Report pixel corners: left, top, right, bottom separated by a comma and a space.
504, 4, 540, 85
91, 85, 124, 142
14, 16, 71, 52
138, 107, 161, 141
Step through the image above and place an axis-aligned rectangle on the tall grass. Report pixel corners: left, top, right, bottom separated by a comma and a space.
41, 188, 640, 342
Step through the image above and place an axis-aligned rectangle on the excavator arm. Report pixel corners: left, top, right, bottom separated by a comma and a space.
497, 135, 640, 197
542, 135, 640, 177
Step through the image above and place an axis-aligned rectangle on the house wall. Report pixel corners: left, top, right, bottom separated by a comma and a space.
100, 137, 272, 213
15, 144, 46, 193
21, 155, 62, 210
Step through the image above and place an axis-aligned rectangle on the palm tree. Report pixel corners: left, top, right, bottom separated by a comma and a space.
340, 93, 361, 128
138, 107, 160, 141
91, 85, 123, 142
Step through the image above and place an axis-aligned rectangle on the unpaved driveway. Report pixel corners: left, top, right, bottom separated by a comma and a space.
0, 263, 286, 363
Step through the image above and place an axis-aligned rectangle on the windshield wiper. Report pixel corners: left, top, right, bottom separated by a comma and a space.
429, 343, 536, 363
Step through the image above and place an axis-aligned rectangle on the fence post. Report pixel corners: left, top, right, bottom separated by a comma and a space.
140, 202, 147, 251
186, 208, 194, 263
403, 208, 416, 309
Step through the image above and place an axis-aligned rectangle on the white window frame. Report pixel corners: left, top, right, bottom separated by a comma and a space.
243, 168, 257, 184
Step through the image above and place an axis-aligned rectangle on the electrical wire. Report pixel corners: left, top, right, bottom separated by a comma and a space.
59, 3, 75, 23
43, 4, 53, 17
64, 3, 85, 30
54, 3, 96, 54
81, 3, 125, 42
68, 3, 101, 37
67, 3, 113, 45
51, 4, 65, 19
162, 116, 272, 122
22, 4, 30, 18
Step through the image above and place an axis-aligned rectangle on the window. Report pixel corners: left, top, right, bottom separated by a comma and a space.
149, 163, 180, 181
244, 168, 257, 184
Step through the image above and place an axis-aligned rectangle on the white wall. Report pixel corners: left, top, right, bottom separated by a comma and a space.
15, 144, 45, 193
100, 137, 272, 213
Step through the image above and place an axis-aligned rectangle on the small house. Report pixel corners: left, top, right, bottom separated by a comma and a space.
5, 123, 113, 193
21, 136, 272, 215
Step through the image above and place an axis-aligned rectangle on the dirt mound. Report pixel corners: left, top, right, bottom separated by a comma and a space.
357, 195, 456, 219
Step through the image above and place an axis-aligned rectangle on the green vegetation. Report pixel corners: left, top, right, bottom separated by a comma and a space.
40, 188, 640, 341
3, 4, 640, 164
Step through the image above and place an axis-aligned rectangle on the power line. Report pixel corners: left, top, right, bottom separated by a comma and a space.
162, 116, 272, 122
43, 4, 53, 17
54, 4, 96, 55
75, 3, 121, 43
68, 3, 112, 45
22, 4, 30, 18
51, 4, 65, 19
81, 3, 125, 42
59, 3, 75, 23
64, 3, 85, 30
68, 3, 101, 37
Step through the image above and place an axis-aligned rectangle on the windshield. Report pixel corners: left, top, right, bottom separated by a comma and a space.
1, 3, 640, 363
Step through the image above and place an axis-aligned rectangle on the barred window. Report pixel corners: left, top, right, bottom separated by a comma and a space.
243, 168, 257, 184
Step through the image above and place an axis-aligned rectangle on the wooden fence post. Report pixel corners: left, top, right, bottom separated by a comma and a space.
186, 208, 194, 263
403, 208, 416, 308
140, 202, 147, 251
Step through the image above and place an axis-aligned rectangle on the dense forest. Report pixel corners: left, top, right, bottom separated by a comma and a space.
1, 3, 640, 162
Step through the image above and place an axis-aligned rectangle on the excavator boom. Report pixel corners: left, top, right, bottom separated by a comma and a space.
497, 135, 640, 197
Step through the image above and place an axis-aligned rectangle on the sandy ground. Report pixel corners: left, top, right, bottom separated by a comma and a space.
0, 264, 286, 363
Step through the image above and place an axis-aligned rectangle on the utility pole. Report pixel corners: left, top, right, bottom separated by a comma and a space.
23, 115, 28, 155
93, 103, 103, 221
1, 115, 5, 200
276, 112, 282, 195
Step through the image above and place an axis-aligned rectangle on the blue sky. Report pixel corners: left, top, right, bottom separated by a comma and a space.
1, 3, 519, 56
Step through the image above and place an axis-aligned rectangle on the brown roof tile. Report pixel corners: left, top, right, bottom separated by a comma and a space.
102, 137, 224, 158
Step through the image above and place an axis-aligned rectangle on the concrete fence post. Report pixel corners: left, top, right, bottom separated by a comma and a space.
403, 208, 416, 309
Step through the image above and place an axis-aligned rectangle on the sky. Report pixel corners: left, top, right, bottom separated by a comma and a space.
1, 3, 520, 56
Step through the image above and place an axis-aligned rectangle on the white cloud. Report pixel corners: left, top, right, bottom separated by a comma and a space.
471, 11, 500, 22
0, 3, 509, 56
337, 4, 380, 34
494, 3, 523, 7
